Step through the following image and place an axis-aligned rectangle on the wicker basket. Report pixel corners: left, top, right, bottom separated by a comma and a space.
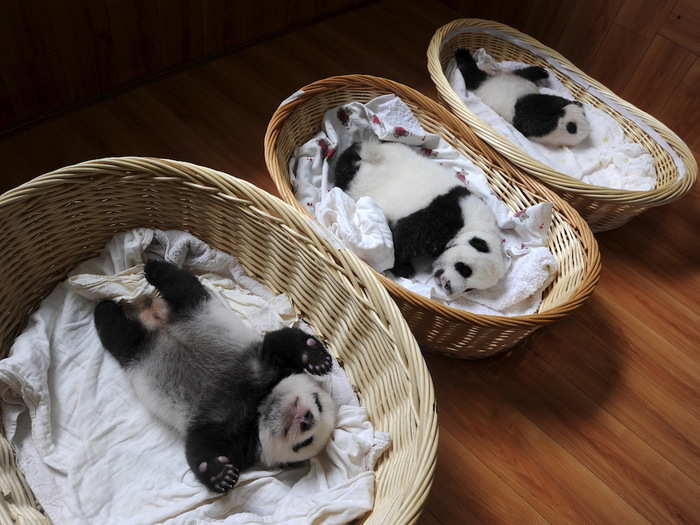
0, 158, 437, 525
264, 74, 601, 359
428, 19, 697, 232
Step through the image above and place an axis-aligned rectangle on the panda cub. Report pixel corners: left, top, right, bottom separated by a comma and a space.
455, 48, 590, 147
335, 140, 507, 297
94, 260, 336, 494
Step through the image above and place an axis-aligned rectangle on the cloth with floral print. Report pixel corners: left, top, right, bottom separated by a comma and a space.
290, 94, 558, 316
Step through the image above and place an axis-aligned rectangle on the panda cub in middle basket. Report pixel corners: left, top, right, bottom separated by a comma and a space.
335, 140, 507, 297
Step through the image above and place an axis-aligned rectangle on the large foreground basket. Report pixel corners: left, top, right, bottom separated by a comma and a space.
428, 19, 697, 232
0, 158, 437, 525
264, 74, 601, 359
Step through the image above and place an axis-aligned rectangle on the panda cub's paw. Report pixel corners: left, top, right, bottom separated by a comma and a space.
197, 456, 239, 493
302, 337, 333, 376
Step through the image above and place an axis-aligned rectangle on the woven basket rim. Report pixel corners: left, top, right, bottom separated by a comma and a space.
0, 156, 438, 525
264, 74, 601, 329
427, 18, 698, 206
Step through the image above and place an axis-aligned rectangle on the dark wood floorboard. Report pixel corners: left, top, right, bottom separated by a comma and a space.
1, 1, 698, 524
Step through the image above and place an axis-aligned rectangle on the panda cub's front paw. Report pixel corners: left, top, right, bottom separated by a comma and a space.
196, 455, 239, 493
301, 337, 333, 375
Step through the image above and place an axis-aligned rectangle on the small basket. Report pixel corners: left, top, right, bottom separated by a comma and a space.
264, 74, 601, 359
0, 158, 437, 525
428, 18, 697, 232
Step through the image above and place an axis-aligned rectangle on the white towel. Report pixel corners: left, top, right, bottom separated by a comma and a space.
290, 94, 558, 316
446, 48, 656, 191
0, 228, 389, 525
315, 188, 394, 272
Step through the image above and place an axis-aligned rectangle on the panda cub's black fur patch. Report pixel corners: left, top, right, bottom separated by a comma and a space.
390, 186, 471, 277
454, 262, 472, 278
469, 237, 490, 253
512, 94, 574, 138
333, 142, 361, 190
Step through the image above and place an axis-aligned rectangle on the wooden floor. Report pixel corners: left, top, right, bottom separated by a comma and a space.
1, 2, 699, 524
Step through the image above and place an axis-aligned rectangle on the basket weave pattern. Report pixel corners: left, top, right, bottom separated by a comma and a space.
264, 75, 600, 359
0, 158, 437, 525
428, 19, 697, 232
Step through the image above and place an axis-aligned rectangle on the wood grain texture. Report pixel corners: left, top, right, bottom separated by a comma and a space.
0, 1, 699, 523
0, 0, 368, 132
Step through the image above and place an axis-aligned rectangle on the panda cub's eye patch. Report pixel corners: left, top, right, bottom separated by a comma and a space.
469, 237, 490, 253
454, 262, 472, 278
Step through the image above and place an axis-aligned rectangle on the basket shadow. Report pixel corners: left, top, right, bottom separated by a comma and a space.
425, 295, 623, 426
597, 189, 700, 276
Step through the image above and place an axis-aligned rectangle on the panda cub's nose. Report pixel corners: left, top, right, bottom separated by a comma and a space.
300, 411, 315, 432
566, 122, 577, 134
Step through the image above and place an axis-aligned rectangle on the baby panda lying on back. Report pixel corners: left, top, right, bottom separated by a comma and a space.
335, 140, 507, 297
94, 261, 336, 494
455, 48, 590, 147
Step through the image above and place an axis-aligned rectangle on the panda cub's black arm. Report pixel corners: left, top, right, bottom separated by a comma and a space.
260, 328, 333, 377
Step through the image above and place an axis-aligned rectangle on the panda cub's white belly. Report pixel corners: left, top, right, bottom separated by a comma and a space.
474, 74, 537, 123
128, 364, 191, 434
345, 141, 458, 223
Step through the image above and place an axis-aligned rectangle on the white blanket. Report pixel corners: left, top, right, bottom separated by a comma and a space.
290, 94, 558, 316
446, 48, 656, 191
0, 229, 389, 525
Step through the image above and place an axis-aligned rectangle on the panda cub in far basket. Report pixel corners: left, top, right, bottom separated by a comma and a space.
94, 261, 336, 494
455, 48, 590, 147
334, 140, 507, 297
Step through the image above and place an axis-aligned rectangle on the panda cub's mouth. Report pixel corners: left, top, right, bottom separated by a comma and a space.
282, 395, 319, 439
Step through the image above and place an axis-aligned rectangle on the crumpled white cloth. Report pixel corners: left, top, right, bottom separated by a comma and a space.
0, 228, 389, 525
290, 94, 558, 316
445, 48, 656, 191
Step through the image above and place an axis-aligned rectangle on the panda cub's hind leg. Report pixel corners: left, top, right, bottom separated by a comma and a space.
144, 260, 209, 315
94, 299, 148, 367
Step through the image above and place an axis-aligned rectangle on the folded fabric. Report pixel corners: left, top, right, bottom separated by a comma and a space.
290, 94, 558, 316
445, 48, 656, 191
315, 188, 394, 272
0, 228, 389, 525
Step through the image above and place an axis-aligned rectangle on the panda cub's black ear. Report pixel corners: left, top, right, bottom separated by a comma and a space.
469, 237, 490, 253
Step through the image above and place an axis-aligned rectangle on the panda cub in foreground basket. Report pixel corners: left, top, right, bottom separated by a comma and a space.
335, 140, 507, 297
94, 261, 336, 494
455, 48, 590, 147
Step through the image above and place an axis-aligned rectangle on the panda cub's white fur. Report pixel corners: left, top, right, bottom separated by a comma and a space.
345, 141, 458, 223
339, 141, 507, 296
454, 48, 591, 147
475, 74, 537, 123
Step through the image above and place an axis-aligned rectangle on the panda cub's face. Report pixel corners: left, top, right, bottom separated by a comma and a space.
532, 103, 591, 148
257, 374, 336, 467
432, 231, 507, 297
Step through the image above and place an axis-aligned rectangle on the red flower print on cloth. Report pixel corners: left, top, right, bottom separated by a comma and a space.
393, 126, 409, 138
371, 115, 381, 125
514, 209, 530, 221
420, 147, 434, 157
317, 139, 330, 157
317, 139, 337, 160
337, 108, 350, 126
455, 171, 467, 184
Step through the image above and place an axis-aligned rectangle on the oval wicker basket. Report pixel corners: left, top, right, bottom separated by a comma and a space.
264, 74, 601, 359
0, 158, 437, 525
428, 18, 697, 232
